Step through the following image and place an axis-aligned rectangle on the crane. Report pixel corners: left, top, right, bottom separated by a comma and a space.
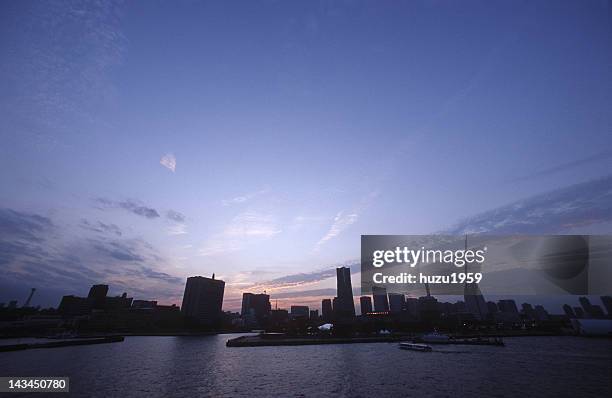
23, 288, 36, 308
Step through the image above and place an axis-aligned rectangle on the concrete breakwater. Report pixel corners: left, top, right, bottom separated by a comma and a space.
0, 336, 125, 352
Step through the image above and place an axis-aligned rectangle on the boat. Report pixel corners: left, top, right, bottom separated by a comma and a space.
399, 342, 432, 352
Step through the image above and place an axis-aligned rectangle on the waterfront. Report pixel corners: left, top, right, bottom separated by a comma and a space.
0, 335, 610, 397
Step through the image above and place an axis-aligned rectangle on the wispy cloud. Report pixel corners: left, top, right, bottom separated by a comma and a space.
221, 189, 268, 206
262, 177, 612, 302
315, 211, 359, 249
0, 208, 184, 307
225, 211, 281, 238
245, 260, 359, 294
199, 240, 241, 257
199, 211, 281, 256
160, 153, 176, 172
167, 224, 188, 236
255, 268, 338, 290
314, 190, 379, 250
80, 219, 122, 236
164, 210, 187, 236
93, 239, 145, 262
166, 210, 185, 223
95, 198, 160, 219
444, 175, 612, 234
507, 149, 612, 183
0, 208, 54, 243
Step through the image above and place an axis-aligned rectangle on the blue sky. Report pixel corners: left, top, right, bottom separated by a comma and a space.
1, 1, 611, 311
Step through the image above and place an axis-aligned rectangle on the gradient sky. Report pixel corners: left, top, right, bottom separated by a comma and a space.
1, 1, 611, 312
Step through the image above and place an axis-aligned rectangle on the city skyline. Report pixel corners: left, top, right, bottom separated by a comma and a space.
1, 1, 612, 310
4, 268, 610, 319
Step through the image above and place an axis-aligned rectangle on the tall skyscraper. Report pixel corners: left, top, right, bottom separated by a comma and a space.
335, 266, 355, 319
388, 293, 405, 314
321, 299, 333, 322
241, 293, 271, 327
181, 275, 225, 326
497, 299, 519, 313
372, 286, 389, 312
360, 296, 373, 315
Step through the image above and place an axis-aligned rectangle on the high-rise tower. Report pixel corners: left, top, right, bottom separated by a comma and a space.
335, 266, 355, 319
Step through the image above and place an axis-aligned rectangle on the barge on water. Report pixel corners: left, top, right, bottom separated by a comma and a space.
399, 342, 432, 352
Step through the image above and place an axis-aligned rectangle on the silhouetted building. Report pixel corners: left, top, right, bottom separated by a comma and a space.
439, 301, 453, 316
58, 295, 90, 316
132, 300, 157, 309
105, 292, 133, 310
270, 309, 289, 327
321, 299, 333, 322
578, 297, 605, 318
332, 297, 338, 317
335, 267, 355, 319
388, 293, 405, 314
522, 303, 535, 320
534, 305, 549, 321
241, 293, 271, 327
290, 305, 309, 319
372, 286, 389, 312
601, 296, 612, 316
453, 300, 466, 313
418, 295, 440, 323
487, 301, 499, 313
497, 299, 519, 313
310, 309, 319, 320
153, 304, 182, 326
360, 296, 373, 315
88, 284, 109, 309
181, 275, 225, 327
406, 298, 419, 318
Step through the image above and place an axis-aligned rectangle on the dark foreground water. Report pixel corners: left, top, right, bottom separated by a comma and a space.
1, 335, 610, 397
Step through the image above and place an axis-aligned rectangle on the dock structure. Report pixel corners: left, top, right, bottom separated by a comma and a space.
0, 336, 125, 352
226, 334, 410, 347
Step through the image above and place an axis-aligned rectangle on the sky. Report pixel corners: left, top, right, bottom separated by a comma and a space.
1, 0, 611, 313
